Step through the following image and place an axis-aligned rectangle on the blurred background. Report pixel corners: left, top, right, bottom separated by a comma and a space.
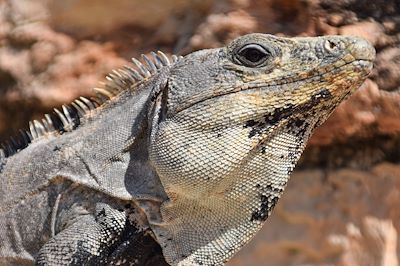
0, 0, 399, 265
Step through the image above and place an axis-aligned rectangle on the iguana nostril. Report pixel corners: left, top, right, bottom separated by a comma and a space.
323, 40, 339, 53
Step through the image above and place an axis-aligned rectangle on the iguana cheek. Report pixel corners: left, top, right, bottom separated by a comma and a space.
150, 123, 255, 191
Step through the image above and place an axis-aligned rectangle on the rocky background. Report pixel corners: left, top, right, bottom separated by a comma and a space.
0, 0, 399, 265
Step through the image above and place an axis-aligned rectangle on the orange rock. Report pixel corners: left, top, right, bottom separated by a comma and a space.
339, 21, 386, 47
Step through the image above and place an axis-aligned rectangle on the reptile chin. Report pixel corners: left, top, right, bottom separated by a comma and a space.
352, 59, 374, 76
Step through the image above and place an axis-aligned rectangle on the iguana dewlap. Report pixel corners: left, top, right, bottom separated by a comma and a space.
0, 33, 375, 266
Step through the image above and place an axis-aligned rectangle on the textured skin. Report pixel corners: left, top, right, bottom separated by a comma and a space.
0, 33, 374, 266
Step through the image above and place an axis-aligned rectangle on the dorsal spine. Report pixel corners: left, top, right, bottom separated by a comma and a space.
0, 51, 182, 158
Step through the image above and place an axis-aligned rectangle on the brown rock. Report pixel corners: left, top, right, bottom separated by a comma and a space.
30, 41, 58, 73
329, 217, 399, 266
316, 17, 339, 35
9, 23, 75, 53
373, 47, 400, 92
7, 0, 49, 23
48, 0, 212, 37
30, 41, 127, 107
309, 80, 378, 146
339, 21, 387, 47
189, 10, 257, 50
1, 1, 400, 265
228, 163, 400, 266
328, 13, 345, 27
309, 78, 400, 147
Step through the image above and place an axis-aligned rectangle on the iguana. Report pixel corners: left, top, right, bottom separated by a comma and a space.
0, 33, 375, 266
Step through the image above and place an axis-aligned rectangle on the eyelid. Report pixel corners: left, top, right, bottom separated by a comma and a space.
238, 44, 269, 55
234, 44, 271, 67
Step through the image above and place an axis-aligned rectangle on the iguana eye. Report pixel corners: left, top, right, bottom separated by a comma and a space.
236, 44, 270, 67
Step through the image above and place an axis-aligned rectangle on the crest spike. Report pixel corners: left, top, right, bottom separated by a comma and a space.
142, 54, 157, 74
132, 57, 151, 78
157, 51, 170, 65
33, 120, 46, 137
79, 97, 96, 110
29, 121, 38, 140
1, 50, 179, 158
171, 55, 178, 63
151, 52, 163, 69
74, 99, 90, 113
94, 87, 114, 99
45, 114, 55, 132
123, 66, 144, 81
71, 102, 86, 117
54, 108, 70, 130
18, 129, 30, 145
62, 105, 74, 125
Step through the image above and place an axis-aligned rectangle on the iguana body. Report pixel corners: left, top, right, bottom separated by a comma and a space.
0, 33, 374, 266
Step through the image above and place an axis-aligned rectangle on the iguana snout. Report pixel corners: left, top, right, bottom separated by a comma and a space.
346, 36, 376, 62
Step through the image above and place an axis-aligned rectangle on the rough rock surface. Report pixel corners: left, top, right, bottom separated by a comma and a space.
0, 0, 399, 265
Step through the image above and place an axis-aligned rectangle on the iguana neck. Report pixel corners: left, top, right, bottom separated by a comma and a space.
148, 115, 317, 265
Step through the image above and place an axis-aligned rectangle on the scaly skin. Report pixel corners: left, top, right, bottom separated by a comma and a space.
0, 33, 374, 266
149, 34, 375, 265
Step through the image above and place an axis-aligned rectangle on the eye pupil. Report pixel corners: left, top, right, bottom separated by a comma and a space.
242, 48, 264, 62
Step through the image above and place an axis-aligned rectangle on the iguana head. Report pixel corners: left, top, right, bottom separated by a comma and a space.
148, 33, 375, 265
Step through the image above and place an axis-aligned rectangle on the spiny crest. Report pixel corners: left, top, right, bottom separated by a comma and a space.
0, 51, 181, 159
